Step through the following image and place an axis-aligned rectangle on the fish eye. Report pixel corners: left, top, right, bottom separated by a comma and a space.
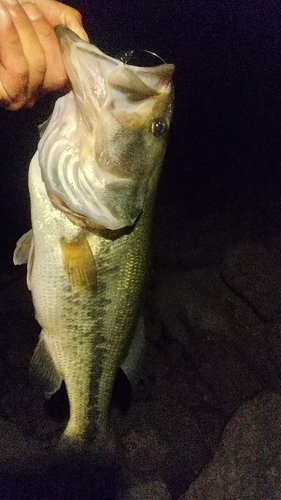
151, 118, 167, 138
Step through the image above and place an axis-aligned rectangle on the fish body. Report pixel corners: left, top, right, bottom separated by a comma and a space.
14, 27, 174, 441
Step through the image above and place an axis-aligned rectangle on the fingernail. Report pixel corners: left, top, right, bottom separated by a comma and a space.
0, 3, 12, 25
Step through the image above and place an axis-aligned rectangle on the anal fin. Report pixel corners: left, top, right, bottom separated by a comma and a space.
29, 331, 62, 399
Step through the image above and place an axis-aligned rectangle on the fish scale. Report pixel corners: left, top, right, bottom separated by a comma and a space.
26, 153, 153, 440
14, 26, 174, 443
93, 199, 154, 430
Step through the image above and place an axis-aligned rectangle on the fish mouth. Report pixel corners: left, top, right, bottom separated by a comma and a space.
54, 26, 173, 123
55, 26, 143, 183
38, 27, 174, 230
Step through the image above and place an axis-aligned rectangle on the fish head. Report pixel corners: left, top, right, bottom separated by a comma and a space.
39, 27, 174, 230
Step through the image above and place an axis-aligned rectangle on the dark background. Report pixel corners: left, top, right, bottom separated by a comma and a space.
1, 0, 281, 258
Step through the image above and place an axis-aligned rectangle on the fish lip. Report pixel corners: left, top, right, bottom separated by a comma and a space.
55, 25, 79, 43
54, 25, 174, 102
55, 25, 95, 50
54, 25, 121, 110
54, 25, 119, 65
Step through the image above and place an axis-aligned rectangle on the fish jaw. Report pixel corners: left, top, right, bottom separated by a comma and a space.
54, 25, 174, 129
38, 27, 174, 230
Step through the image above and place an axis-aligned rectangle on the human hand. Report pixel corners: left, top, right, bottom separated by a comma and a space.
0, 0, 88, 110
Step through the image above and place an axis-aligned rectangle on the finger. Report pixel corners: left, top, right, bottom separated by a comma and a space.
0, 2, 29, 109
2, 0, 47, 107
19, 0, 88, 41
22, 2, 68, 93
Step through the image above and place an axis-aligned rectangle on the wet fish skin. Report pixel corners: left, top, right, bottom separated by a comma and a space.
14, 27, 174, 442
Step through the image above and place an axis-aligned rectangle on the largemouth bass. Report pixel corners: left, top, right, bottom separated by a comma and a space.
14, 27, 174, 443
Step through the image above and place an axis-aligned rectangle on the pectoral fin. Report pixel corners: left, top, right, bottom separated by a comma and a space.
60, 233, 97, 290
29, 331, 62, 399
13, 229, 34, 290
13, 229, 33, 265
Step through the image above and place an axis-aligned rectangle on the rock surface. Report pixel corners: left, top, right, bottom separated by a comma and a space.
181, 393, 281, 500
222, 242, 281, 321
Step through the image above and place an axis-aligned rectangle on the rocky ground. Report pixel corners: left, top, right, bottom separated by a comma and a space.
0, 171, 281, 499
